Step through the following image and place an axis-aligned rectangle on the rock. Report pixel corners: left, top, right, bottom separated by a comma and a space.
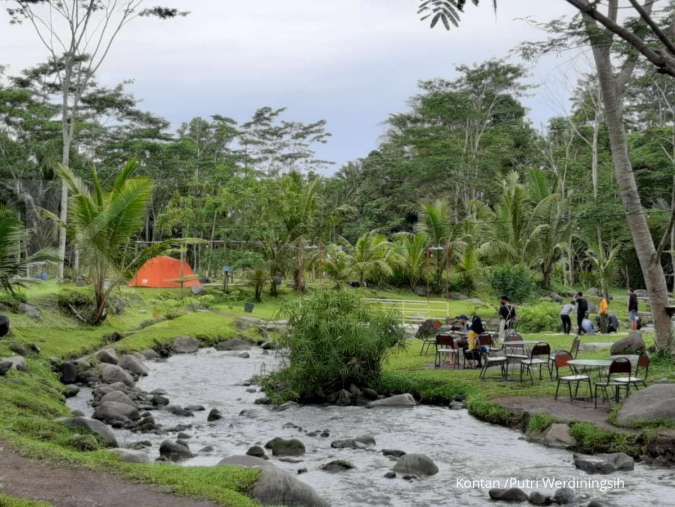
71, 410, 84, 417
177, 432, 191, 440
218, 456, 328, 507
99, 390, 136, 408
367, 393, 416, 408
320, 460, 354, 472
142, 349, 160, 361
528, 491, 551, 505
254, 396, 271, 405
207, 408, 223, 422
449, 401, 465, 410
265, 437, 305, 457
297, 468, 307, 475
331, 435, 376, 449
238, 352, 250, 359
610, 332, 646, 355
553, 487, 575, 504
573, 453, 634, 474
392, 454, 438, 476
4, 355, 27, 372
214, 339, 252, 351
59, 417, 118, 447
18, 303, 41, 321
0, 361, 12, 376
616, 383, 675, 426
173, 336, 200, 354
134, 415, 157, 432
119, 354, 149, 377
95, 383, 130, 398
384, 471, 396, 479
335, 389, 352, 406
0, 314, 9, 337
200, 446, 215, 453
60, 361, 78, 384
275, 401, 300, 412
382, 449, 406, 457
167, 405, 193, 417
644, 429, 675, 466
548, 292, 563, 303
539, 423, 576, 449
247, 445, 268, 459
260, 341, 278, 350
159, 440, 193, 462
94, 400, 140, 423
99, 364, 135, 387
185, 405, 205, 412
8, 342, 29, 356
191, 286, 205, 296
488, 488, 529, 502
151, 394, 170, 407
96, 349, 119, 365
362, 387, 379, 400
109, 448, 150, 464
587, 501, 606, 507
63, 385, 80, 398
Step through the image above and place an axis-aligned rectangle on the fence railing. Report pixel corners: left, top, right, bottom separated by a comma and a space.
363, 298, 451, 323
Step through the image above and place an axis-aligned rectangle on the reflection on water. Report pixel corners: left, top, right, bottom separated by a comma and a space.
69, 348, 675, 506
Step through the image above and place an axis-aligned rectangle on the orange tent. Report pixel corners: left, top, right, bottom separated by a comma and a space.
128, 256, 202, 289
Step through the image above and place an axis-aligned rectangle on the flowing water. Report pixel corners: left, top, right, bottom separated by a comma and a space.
69, 348, 675, 506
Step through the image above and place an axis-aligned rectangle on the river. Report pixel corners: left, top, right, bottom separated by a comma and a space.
68, 348, 675, 506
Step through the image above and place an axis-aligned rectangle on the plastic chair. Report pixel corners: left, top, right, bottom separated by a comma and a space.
594, 357, 632, 408
614, 353, 650, 391
520, 342, 551, 384
553, 350, 592, 402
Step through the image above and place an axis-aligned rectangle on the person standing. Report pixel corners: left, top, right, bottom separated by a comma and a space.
575, 292, 588, 334
628, 288, 639, 331
560, 301, 574, 335
598, 296, 609, 333
498, 296, 516, 340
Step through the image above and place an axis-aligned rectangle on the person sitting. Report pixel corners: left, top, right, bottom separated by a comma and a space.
463, 316, 484, 368
607, 314, 619, 333
581, 316, 596, 335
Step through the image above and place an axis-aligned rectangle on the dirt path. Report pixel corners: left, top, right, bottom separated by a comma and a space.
493, 396, 637, 433
0, 443, 219, 507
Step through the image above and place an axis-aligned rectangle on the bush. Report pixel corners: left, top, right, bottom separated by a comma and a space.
488, 264, 535, 303
267, 290, 405, 402
518, 302, 561, 332
57, 288, 95, 321
0, 290, 27, 311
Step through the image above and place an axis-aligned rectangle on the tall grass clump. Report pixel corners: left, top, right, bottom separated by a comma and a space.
266, 290, 404, 402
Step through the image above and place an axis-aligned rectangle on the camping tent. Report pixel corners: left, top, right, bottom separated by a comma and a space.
128, 256, 202, 289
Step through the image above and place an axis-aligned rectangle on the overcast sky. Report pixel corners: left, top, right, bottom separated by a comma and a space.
1, 0, 591, 172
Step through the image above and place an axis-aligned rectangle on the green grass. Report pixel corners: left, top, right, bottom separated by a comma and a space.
0, 494, 52, 507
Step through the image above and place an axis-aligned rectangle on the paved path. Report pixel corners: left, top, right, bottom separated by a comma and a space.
0, 443, 219, 507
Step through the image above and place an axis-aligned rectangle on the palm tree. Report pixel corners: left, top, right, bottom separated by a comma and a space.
394, 232, 430, 291
0, 209, 56, 295
586, 240, 621, 300
321, 243, 352, 288
418, 200, 453, 293
57, 161, 153, 325
349, 231, 395, 286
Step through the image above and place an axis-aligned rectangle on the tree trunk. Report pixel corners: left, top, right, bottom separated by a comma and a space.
590, 35, 673, 352
294, 238, 306, 292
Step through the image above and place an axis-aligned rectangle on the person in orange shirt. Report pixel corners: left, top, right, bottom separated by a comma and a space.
598, 296, 609, 333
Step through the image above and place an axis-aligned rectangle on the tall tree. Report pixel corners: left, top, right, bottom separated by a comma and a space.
6, 0, 187, 280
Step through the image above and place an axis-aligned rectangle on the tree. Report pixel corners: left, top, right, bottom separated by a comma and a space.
6, 0, 187, 281
320, 243, 352, 288
394, 232, 429, 291
418, 199, 452, 293
349, 231, 395, 286
56, 160, 153, 325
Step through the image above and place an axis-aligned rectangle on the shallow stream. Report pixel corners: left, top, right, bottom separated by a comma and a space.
69, 348, 675, 506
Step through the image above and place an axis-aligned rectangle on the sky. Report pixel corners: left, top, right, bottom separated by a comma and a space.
0, 0, 592, 173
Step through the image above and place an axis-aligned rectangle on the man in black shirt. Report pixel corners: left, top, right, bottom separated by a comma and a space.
575, 292, 588, 334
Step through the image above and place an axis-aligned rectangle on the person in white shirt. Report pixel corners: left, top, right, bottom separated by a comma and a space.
560, 301, 574, 335
581, 317, 596, 335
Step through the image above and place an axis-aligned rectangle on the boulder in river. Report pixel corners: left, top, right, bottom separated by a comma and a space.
367, 393, 416, 408
207, 408, 223, 422
573, 453, 634, 474
610, 332, 645, 355
96, 349, 119, 365
392, 454, 438, 476
532, 423, 576, 449
119, 354, 149, 377
99, 390, 136, 408
58, 416, 118, 447
173, 336, 200, 354
159, 440, 193, 462
247, 445, 268, 459
109, 448, 150, 464
98, 364, 134, 387
616, 383, 675, 427
331, 435, 376, 449
265, 437, 305, 457
59, 361, 78, 384
94, 401, 140, 425
528, 491, 552, 505
214, 338, 252, 351
320, 460, 354, 472
553, 487, 575, 505
142, 349, 160, 361
382, 449, 406, 458
218, 455, 328, 507
167, 405, 194, 417
489, 488, 529, 503
644, 429, 675, 466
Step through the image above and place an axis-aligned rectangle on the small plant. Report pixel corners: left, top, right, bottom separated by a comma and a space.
518, 302, 560, 332
527, 413, 556, 434
489, 264, 535, 303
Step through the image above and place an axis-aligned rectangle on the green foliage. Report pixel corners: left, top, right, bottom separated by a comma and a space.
488, 264, 535, 303
569, 422, 641, 457
0, 290, 27, 311
56, 288, 95, 321
527, 414, 556, 434
518, 302, 560, 332
270, 290, 405, 401
0, 494, 52, 507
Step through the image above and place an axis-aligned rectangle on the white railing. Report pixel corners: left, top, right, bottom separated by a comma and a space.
363, 298, 451, 323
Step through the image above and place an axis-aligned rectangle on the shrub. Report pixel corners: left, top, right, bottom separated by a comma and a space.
268, 290, 405, 402
518, 302, 561, 332
488, 264, 535, 303
57, 288, 95, 321
0, 290, 27, 311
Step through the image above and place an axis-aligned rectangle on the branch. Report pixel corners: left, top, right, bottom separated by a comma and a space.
628, 0, 675, 56
656, 203, 675, 261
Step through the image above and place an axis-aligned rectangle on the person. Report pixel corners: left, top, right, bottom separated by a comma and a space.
628, 288, 639, 331
464, 315, 484, 368
581, 316, 596, 335
575, 292, 588, 334
560, 301, 574, 335
498, 296, 516, 340
598, 296, 609, 333
607, 314, 619, 333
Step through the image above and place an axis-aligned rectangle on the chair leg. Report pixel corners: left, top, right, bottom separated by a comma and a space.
567, 381, 574, 402
554, 379, 561, 400
573, 380, 581, 400
594, 385, 598, 408
587, 378, 593, 401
